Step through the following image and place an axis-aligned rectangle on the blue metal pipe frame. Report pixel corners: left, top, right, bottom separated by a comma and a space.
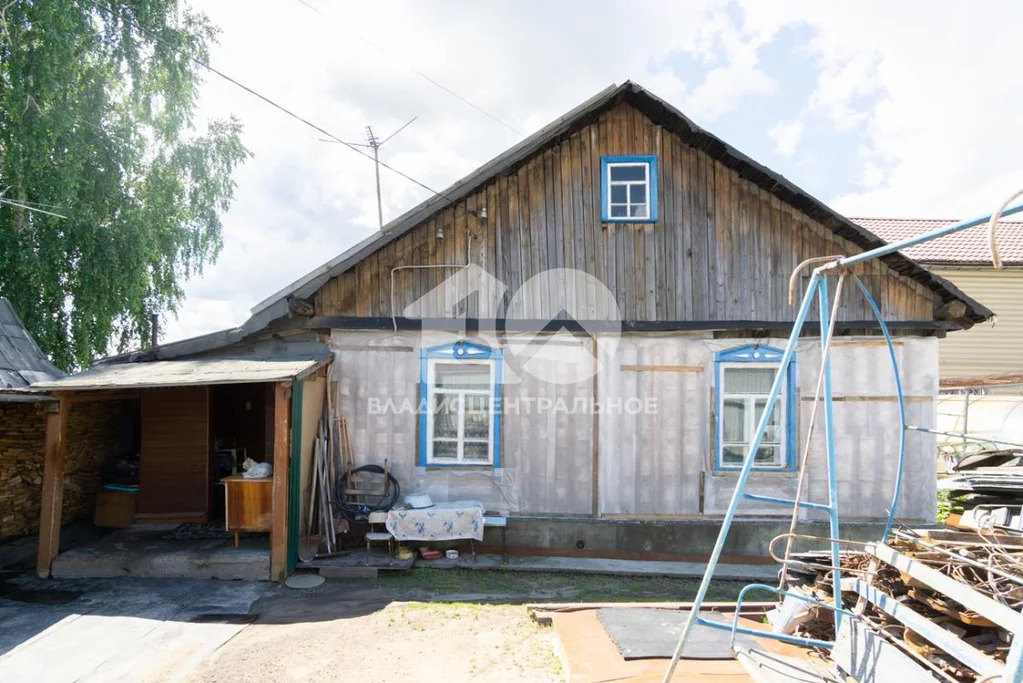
663, 203, 1023, 683
729, 583, 856, 651
662, 268, 824, 679
816, 277, 844, 635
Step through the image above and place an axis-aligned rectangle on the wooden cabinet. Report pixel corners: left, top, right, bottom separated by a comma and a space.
222, 475, 273, 547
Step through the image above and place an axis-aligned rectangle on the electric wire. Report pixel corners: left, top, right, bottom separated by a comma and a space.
88, 0, 460, 206
289, 0, 524, 137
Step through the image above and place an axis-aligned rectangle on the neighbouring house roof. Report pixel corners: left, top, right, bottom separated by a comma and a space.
853, 218, 1023, 266
0, 299, 64, 400
30, 352, 331, 391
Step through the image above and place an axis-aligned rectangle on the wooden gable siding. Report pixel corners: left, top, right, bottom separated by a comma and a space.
314, 103, 936, 323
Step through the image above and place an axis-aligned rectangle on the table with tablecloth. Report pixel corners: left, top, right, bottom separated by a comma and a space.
385, 500, 485, 542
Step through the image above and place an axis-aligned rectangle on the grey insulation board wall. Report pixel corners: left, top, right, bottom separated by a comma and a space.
597, 334, 706, 516
330, 329, 594, 515
331, 329, 938, 522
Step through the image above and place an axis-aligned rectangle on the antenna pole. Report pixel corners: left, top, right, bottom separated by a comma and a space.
366, 126, 384, 230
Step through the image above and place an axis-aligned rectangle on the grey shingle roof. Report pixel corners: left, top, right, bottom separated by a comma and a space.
0, 299, 64, 392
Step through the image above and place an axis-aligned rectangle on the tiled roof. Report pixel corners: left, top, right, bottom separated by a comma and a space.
853, 218, 1023, 266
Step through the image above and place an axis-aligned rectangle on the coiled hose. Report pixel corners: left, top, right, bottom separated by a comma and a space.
338, 464, 401, 519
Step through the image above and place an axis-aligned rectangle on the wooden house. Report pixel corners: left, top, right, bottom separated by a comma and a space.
32, 82, 992, 576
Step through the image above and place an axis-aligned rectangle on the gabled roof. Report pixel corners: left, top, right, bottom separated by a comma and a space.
853, 218, 1023, 266
0, 298, 64, 398
248, 80, 991, 326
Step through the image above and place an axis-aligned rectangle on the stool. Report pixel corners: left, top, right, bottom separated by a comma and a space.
365, 511, 394, 565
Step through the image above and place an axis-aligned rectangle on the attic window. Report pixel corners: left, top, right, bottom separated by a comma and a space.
601, 155, 658, 223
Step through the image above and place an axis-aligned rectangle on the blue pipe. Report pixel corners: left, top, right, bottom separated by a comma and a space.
840, 203, 1023, 266
728, 583, 856, 651
816, 277, 843, 633
662, 269, 824, 681
853, 275, 906, 541
742, 493, 831, 511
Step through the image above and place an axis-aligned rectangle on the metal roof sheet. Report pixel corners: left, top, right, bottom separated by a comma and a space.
30, 353, 330, 391
0, 299, 64, 393
853, 218, 1023, 266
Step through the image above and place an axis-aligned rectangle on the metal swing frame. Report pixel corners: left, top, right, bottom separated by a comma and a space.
662, 203, 1023, 682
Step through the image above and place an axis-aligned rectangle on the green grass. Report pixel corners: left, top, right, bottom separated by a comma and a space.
348, 569, 750, 604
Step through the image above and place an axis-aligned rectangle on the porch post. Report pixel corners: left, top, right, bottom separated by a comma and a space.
270, 381, 291, 581
37, 395, 69, 578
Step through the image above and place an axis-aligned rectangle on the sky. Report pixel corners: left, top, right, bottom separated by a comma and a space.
164, 0, 1023, 344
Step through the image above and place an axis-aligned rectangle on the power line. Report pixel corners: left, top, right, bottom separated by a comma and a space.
291, 0, 524, 137
88, 0, 457, 205
0, 198, 68, 219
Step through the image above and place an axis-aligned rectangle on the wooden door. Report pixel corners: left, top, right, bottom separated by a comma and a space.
138, 386, 211, 521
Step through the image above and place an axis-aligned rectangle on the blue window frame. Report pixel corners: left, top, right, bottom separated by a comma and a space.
418, 341, 502, 467
714, 344, 796, 471
600, 155, 658, 223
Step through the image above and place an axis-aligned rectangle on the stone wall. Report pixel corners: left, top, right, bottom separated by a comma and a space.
0, 399, 135, 541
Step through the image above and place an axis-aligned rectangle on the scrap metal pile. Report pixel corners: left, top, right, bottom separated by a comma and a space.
779, 527, 1023, 681
941, 449, 1023, 532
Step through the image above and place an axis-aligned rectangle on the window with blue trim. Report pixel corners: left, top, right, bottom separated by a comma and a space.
419, 341, 502, 467
601, 155, 658, 222
714, 345, 795, 471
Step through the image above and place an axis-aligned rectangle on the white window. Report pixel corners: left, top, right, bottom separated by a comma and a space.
719, 365, 786, 469
425, 359, 496, 465
601, 155, 658, 222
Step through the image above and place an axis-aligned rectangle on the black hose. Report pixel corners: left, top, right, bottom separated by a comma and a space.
338, 464, 401, 519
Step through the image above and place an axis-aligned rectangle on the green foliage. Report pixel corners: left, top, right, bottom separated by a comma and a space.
0, 0, 249, 370
936, 489, 952, 523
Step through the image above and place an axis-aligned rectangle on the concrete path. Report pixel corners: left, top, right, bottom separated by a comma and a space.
0, 575, 268, 682
424, 553, 779, 581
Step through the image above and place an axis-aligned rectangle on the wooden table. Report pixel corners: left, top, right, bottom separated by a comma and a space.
222, 474, 273, 547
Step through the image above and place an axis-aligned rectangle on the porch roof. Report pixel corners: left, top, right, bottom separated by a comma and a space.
29, 352, 331, 392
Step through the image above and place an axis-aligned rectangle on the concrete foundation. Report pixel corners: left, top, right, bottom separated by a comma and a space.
49, 526, 269, 581
486, 516, 892, 562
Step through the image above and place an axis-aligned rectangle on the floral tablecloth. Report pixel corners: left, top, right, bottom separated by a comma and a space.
385, 500, 485, 542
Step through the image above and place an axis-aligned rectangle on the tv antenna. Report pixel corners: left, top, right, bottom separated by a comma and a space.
321, 117, 417, 229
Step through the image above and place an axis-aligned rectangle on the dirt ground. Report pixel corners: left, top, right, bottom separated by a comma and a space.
187, 571, 748, 683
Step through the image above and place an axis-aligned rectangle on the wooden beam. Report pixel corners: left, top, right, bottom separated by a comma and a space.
270, 381, 291, 582
800, 395, 932, 403
36, 396, 69, 577
66, 390, 139, 404
619, 364, 703, 373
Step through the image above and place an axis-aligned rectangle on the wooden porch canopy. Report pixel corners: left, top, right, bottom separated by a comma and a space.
31, 352, 331, 582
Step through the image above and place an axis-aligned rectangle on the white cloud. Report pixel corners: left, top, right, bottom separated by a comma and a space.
769, 119, 803, 157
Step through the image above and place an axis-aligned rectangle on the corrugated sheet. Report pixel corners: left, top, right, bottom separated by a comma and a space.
933, 269, 1023, 380
30, 355, 330, 391
855, 218, 1023, 266
0, 298, 64, 393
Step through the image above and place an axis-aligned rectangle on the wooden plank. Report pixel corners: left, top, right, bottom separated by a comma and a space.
620, 364, 704, 373
855, 581, 1003, 677
541, 149, 556, 318
869, 543, 1023, 631
517, 165, 532, 317
579, 126, 599, 316
660, 127, 677, 319
693, 149, 712, 320
36, 396, 68, 578
832, 618, 933, 683
270, 381, 291, 582
800, 395, 931, 403
714, 161, 731, 319
138, 386, 210, 520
